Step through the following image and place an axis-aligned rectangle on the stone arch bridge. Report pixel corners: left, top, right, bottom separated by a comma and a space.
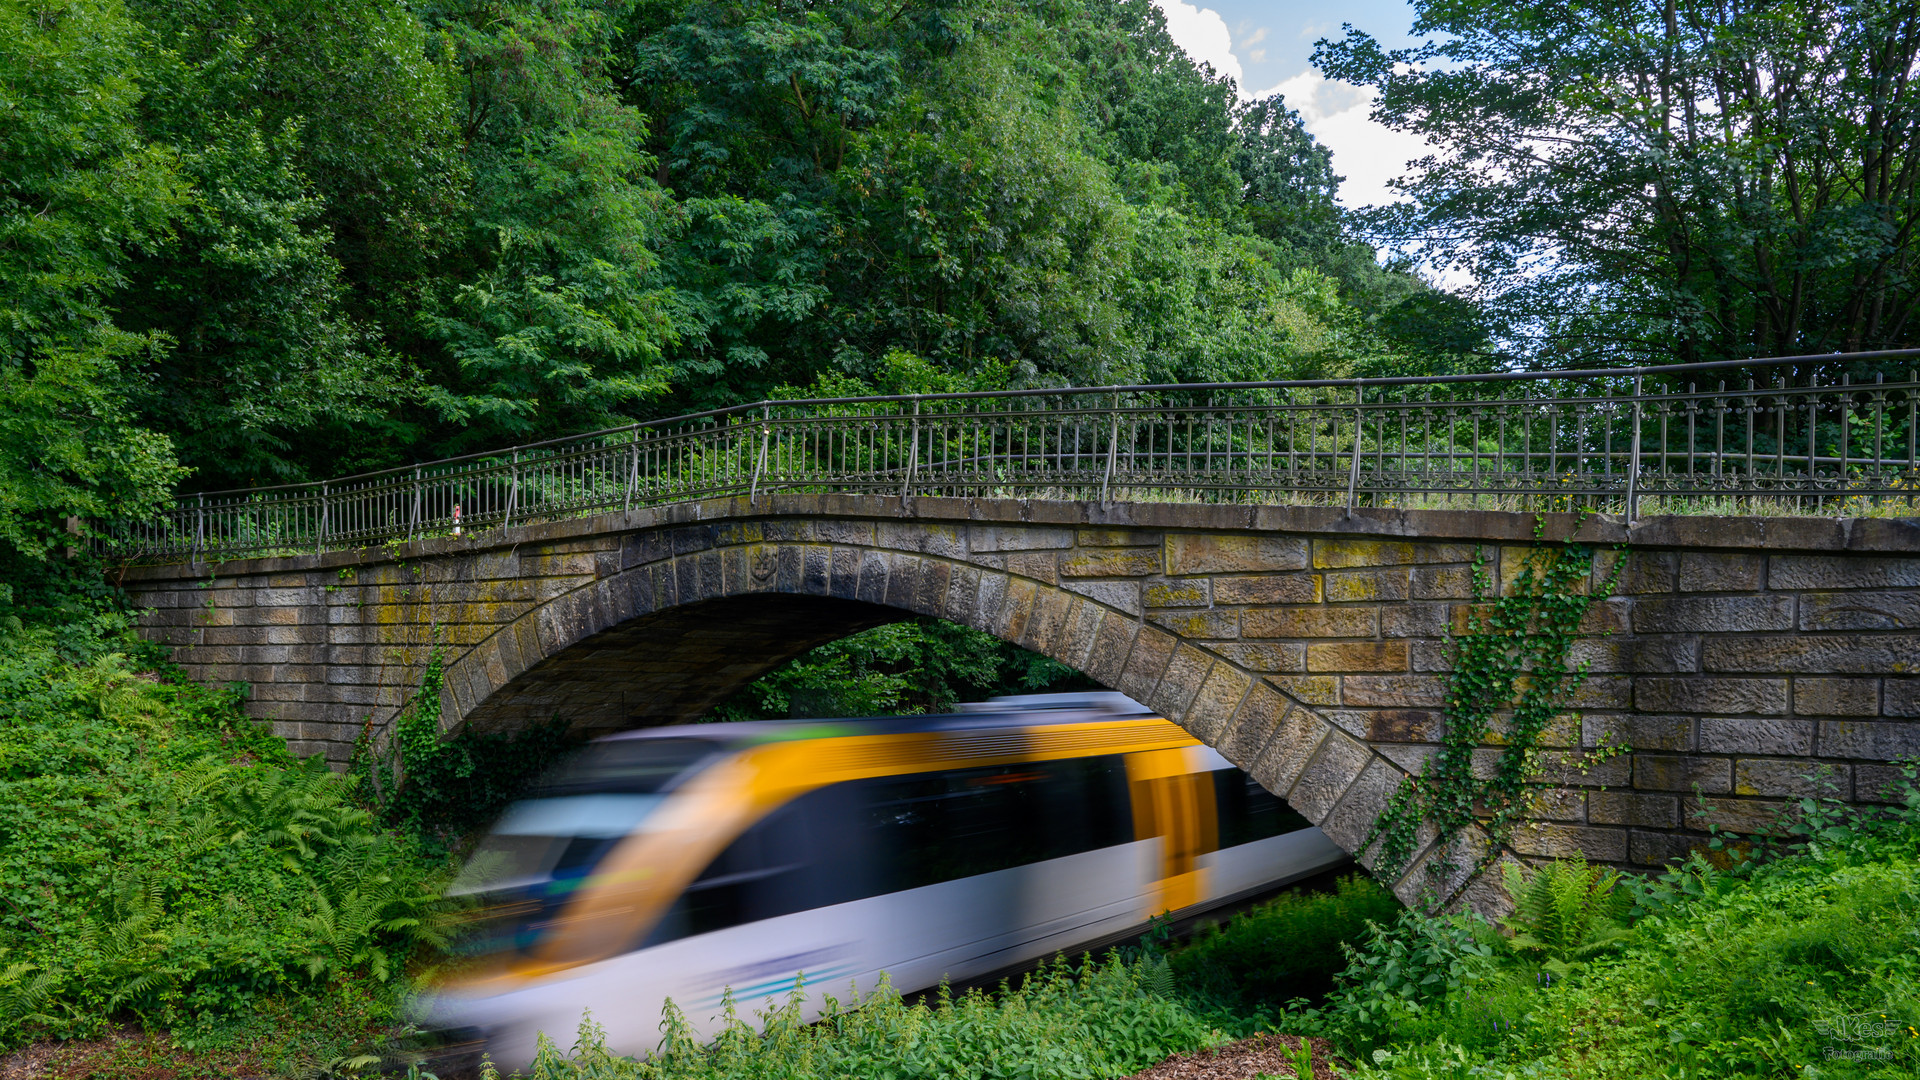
122, 494, 1920, 910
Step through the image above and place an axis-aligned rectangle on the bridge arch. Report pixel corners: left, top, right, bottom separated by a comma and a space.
437, 519, 1419, 896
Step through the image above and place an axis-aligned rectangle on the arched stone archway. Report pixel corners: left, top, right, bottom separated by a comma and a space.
126, 494, 1920, 914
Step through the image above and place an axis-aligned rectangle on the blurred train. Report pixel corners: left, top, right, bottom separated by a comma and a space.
418, 692, 1348, 1066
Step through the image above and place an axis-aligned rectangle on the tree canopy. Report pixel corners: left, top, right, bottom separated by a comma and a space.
1318, 0, 1920, 365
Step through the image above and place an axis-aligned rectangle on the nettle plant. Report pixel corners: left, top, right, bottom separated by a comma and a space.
1366, 515, 1627, 895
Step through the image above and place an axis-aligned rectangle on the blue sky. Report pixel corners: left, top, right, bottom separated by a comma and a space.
1151, 0, 1427, 206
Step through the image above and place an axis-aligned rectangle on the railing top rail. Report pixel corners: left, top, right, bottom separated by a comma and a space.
174, 348, 1920, 499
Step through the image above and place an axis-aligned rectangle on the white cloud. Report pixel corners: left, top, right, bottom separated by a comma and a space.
1257, 71, 1428, 209
1152, 1, 1425, 209
1153, 0, 1243, 87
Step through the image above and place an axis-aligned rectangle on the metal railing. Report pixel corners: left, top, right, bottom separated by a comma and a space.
108, 350, 1920, 563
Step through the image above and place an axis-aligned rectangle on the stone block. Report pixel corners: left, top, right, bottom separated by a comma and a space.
1242, 606, 1377, 639
1210, 642, 1307, 672
1341, 674, 1447, 708
1567, 676, 1631, 710
1889, 680, 1920, 718
1607, 550, 1677, 594
1631, 594, 1794, 634
1022, 588, 1075, 656
1855, 764, 1913, 804
1793, 677, 1880, 716
1149, 644, 1214, 721
1578, 598, 1629, 635
1588, 791, 1679, 828
1267, 675, 1339, 705
1703, 634, 1919, 675
1166, 535, 1309, 574
1320, 758, 1404, 854
997, 577, 1040, 642
968, 525, 1075, 552
1629, 830, 1699, 866
1818, 719, 1920, 760
1323, 569, 1411, 603
875, 521, 963, 558
1364, 709, 1442, 742
1411, 640, 1453, 672
1698, 717, 1814, 756
1060, 549, 1160, 578
1216, 681, 1288, 767
1526, 787, 1587, 822
1633, 754, 1733, 793
1144, 578, 1209, 608
1677, 552, 1763, 592
1246, 705, 1331, 796
1005, 550, 1059, 585
1382, 604, 1450, 638
1211, 574, 1321, 605
1567, 636, 1698, 673
1285, 733, 1373, 822
1681, 795, 1787, 835
1734, 759, 1848, 798
1313, 538, 1472, 570
1186, 665, 1254, 742
1116, 628, 1178, 703
1510, 824, 1627, 862
1306, 641, 1408, 673
1411, 565, 1476, 600
1076, 528, 1162, 547
1635, 677, 1787, 715
1061, 579, 1143, 616
1146, 609, 1239, 639
1799, 590, 1920, 630
1768, 554, 1920, 590
1055, 597, 1101, 670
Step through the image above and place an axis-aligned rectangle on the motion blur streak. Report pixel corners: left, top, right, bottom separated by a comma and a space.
418, 693, 1349, 1067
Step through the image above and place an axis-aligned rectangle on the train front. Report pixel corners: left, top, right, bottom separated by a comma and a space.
416, 732, 742, 1068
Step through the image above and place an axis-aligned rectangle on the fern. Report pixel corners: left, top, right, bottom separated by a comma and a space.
1499, 856, 1631, 974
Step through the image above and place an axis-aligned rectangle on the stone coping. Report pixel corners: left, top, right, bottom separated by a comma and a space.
118, 496, 1920, 583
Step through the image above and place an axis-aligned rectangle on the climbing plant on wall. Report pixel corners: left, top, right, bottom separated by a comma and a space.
1366, 516, 1626, 894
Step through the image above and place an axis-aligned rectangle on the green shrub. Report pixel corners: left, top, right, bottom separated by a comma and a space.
1497, 855, 1629, 974
482, 955, 1226, 1080
1168, 874, 1404, 1018
1316, 763, 1920, 1078
0, 619, 449, 1054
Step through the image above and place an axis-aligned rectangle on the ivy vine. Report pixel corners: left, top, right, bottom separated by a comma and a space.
1365, 514, 1627, 893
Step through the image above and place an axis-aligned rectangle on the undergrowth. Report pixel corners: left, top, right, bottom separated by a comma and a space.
481, 954, 1228, 1080
1301, 763, 1920, 1079
0, 587, 453, 1070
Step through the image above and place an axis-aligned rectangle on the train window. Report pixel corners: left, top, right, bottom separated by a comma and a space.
1212, 769, 1310, 848
527, 737, 720, 797
860, 756, 1132, 893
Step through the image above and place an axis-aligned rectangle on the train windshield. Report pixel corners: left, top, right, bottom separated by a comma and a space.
450, 737, 719, 901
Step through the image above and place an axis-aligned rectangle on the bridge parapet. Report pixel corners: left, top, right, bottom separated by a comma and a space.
121, 496, 1920, 911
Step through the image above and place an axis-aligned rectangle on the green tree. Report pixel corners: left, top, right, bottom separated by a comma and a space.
1317, 0, 1920, 365
0, 0, 187, 556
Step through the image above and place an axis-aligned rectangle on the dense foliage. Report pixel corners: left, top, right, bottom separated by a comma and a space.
1308, 767, 1920, 1079
0, 591, 448, 1064
1319, 0, 1920, 365
1, 0, 1479, 565
710, 617, 1095, 720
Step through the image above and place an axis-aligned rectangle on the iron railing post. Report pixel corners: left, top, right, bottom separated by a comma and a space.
751, 405, 771, 507
900, 398, 921, 508
194, 493, 205, 564
1101, 391, 1120, 505
1626, 373, 1644, 522
409, 467, 421, 541
316, 482, 329, 556
1345, 394, 1364, 517
506, 451, 520, 530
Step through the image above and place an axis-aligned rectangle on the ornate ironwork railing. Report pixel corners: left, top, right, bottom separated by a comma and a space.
110, 350, 1920, 562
